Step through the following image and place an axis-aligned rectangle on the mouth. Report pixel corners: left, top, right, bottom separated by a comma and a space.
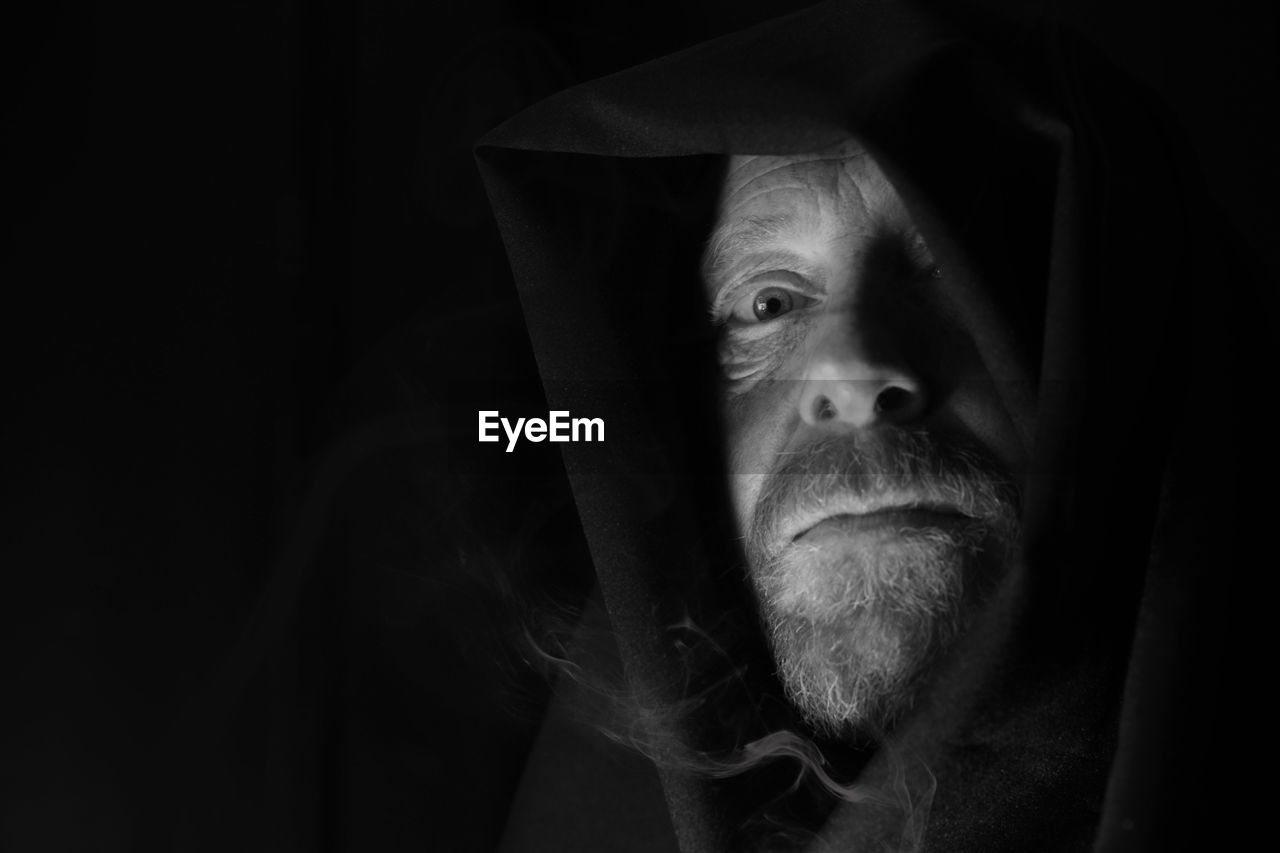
791, 504, 974, 543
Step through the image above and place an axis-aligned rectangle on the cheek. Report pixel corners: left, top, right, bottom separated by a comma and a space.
722, 381, 797, 534
925, 324, 1030, 482
944, 378, 1029, 480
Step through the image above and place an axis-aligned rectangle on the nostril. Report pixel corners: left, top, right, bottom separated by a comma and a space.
813, 395, 837, 421
874, 385, 915, 415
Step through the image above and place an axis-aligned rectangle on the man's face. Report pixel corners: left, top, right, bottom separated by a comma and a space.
703, 140, 1025, 736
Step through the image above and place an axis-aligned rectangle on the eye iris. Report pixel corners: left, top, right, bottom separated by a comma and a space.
752, 289, 792, 321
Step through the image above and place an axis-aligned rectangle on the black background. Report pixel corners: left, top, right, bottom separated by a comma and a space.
3, 1, 1276, 850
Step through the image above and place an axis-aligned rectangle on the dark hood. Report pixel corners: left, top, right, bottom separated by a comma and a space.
475, 1, 1263, 850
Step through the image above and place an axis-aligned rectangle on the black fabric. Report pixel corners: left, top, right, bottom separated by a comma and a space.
476, 1, 1270, 850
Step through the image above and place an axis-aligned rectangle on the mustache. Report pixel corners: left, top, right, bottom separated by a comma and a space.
748, 429, 1021, 561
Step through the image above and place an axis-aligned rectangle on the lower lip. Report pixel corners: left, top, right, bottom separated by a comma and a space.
794, 509, 971, 543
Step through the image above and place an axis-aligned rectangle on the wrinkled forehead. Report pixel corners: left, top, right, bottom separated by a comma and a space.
715, 139, 904, 239
720, 138, 893, 207
705, 138, 907, 283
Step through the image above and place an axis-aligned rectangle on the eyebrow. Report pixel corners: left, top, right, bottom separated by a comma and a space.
701, 213, 798, 286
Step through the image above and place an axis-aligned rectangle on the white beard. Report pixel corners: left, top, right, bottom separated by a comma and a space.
754, 522, 993, 736
741, 431, 1020, 737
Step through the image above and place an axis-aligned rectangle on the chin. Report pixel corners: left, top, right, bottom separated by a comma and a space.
770, 606, 927, 736
754, 527, 990, 736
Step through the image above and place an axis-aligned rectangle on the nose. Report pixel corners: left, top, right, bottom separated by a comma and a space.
797, 312, 927, 428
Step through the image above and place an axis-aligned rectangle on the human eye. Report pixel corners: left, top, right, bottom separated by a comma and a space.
710, 269, 820, 389
730, 286, 800, 323
719, 273, 819, 328
905, 230, 941, 280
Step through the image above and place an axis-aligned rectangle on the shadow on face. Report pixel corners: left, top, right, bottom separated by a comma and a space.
701, 139, 1025, 733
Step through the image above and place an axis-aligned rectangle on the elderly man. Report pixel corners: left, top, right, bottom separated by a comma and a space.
707, 140, 1023, 737
476, 0, 1258, 849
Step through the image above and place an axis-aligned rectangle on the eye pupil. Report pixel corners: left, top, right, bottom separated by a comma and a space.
752, 289, 793, 321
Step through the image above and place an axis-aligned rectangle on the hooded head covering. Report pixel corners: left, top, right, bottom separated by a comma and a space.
475, 1, 1264, 849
